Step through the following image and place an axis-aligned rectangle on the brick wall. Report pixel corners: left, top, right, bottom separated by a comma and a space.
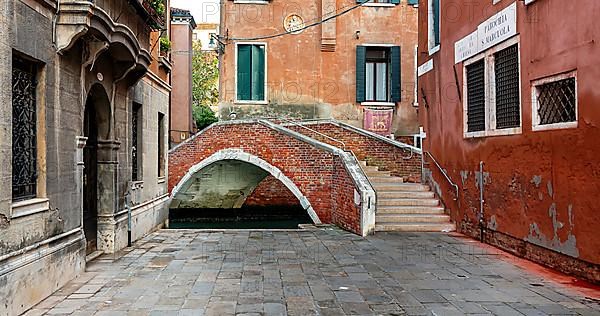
289, 122, 422, 182
168, 122, 364, 234
244, 175, 300, 207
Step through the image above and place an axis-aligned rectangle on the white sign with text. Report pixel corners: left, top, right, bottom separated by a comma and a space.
417, 59, 434, 77
454, 2, 517, 64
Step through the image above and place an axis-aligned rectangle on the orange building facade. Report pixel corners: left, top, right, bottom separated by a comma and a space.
219, 0, 419, 137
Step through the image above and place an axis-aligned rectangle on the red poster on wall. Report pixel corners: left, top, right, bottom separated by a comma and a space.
363, 108, 394, 135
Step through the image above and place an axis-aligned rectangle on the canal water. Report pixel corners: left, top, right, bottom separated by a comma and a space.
168, 206, 311, 229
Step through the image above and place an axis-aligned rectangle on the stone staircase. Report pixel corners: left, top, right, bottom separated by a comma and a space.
360, 161, 456, 232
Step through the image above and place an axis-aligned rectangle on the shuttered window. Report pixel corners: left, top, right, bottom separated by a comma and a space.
237, 44, 265, 102
358, 0, 400, 4
494, 44, 521, 129
466, 59, 485, 132
356, 46, 401, 103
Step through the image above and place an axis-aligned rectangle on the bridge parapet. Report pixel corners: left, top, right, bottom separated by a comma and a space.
285, 120, 423, 182
168, 120, 376, 235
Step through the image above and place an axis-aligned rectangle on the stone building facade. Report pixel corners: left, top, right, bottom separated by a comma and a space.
417, 0, 600, 281
0, 0, 172, 314
218, 0, 419, 137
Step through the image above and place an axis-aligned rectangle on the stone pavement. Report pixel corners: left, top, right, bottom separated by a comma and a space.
28, 227, 600, 315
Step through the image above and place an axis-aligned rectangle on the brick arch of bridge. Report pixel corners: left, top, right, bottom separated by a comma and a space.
169, 149, 321, 224
168, 120, 376, 235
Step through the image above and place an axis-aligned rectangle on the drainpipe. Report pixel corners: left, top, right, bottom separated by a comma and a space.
125, 188, 132, 247
479, 161, 485, 242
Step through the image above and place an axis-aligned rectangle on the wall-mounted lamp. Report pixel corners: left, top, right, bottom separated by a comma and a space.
355, 31, 360, 39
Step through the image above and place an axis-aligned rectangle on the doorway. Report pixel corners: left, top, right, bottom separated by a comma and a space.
83, 97, 98, 254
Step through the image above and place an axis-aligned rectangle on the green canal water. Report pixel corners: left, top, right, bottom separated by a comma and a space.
168, 206, 311, 229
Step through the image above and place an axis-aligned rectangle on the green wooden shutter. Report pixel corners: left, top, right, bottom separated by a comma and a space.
433, 0, 440, 46
390, 46, 401, 102
356, 46, 366, 103
407, 0, 418, 5
391, 0, 400, 4
237, 45, 252, 101
251, 45, 265, 101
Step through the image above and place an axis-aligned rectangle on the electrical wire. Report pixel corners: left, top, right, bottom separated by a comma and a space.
227, 0, 370, 42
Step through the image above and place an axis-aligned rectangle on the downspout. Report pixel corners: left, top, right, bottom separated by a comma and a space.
479, 161, 485, 242
125, 187, 132, 247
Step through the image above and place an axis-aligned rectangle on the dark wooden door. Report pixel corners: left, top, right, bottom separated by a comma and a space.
83, 103, 98, 255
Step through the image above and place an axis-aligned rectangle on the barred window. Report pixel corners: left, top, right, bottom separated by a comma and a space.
536, 77, 576, 125
494, 44, 520, 129
466, 59, 485, 132
12, 57, 38, 201
158, 112, 165, 177
132, 103, 142, 181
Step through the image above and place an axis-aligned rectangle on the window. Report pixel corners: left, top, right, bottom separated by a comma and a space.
356, 46, 401, 104
12, 57, 38, 201
466, 60, 485, 132
366, 48, 389, 102
428, 0, 440, 54
463, 38, 521, 137
532, 72, 577, 131
158, 112, 165, 178
236, 43, 266, 102
362, 0, 399, 5
132, 103, 142, 181
494, 44, 521, 129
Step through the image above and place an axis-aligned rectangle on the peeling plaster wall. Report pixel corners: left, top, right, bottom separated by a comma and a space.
417, 0, 600, 281
219, 0, 419, 136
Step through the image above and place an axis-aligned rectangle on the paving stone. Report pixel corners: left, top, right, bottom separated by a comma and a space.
30, 229, 600, 315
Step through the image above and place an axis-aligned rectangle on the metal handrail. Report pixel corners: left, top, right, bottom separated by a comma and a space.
423, 151, 459, 202
272, 117, 347, 150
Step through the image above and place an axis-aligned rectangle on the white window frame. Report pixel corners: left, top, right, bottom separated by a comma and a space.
531, 71, 578, 132
234, 41, 268, 105
233, 0, 269, 4
363, 0, 396, 8
427, 0, 440, 55
463, 36, 522, 138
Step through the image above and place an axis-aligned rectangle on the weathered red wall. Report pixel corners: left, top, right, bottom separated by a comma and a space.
170, 21, 194, 144
289, 122, 422, 181
244, 175, 300, 207
219, 0, 419, 135
417, 0, 600, 281
168, 122, 364, 234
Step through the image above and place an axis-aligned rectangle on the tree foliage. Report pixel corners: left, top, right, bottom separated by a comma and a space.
191, 41, 219, 130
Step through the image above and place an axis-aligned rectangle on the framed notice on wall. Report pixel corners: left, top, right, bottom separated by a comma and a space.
364, 108, 394, 136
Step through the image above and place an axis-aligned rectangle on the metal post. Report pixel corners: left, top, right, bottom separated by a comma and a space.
479, 161, 485, 242
126, 190, 132, 247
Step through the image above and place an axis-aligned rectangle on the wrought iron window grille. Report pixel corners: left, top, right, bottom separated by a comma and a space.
12, 58, 38, 201
466, 59, 486, 132
494, 44, 521, 129
536, 77, 576, 125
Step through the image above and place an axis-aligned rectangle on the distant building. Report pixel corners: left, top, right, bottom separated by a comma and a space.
170, 8, 197, 146
417, 0, 600, 282
0, 0, 172, 314
194, 23, 220, 51
219, 0, 419, 137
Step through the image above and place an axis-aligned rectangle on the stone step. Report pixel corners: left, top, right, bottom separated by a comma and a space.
362, 165, 379, 172
375, 222, 456, 232
364, 170, 392, 177
378, 198, 439, 207
373, 183, 430, 191
377, 206, 446, 215
370, 176, 405, 184
376, 214, 451, 223
377, 191, 435, 199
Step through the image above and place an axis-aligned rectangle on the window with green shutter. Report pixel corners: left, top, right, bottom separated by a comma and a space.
428, 0, 440, 50
356, 46, 401, 103
237, 44, 266, 101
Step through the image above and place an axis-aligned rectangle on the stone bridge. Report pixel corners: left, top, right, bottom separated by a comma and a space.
168, 119, 425, 236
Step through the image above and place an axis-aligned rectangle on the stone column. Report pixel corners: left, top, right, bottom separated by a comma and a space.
96, 139, 121, 253
75, 136, 87, 229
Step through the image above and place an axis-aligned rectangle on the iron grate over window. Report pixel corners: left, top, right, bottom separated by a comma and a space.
466, 59, 486, 132
12, 58, 37, 201
132, 103, 140, 181
494, 44, 521, 129
537, 77, 576, 125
